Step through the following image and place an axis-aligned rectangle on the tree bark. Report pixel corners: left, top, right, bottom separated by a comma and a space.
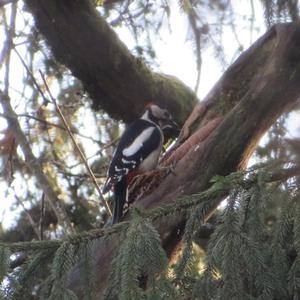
66, 23, 300, 298
24, 0, 196, 124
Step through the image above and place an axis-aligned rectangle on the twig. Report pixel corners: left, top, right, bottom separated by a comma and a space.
249, 0, 255, 45
13, 47, 50, 106
14, 193, 41, 240
67, 137, 119, 169
0, 3, 73, 234
17, 113, 103, 144
14, 44, 112, 215
2, 1, 16, 95
267, 166, 300, 182
57, 169, 106, 180
228, 3, 243, 51
39, 71, 112, 216
0, 112, 117, 147
183, 1, 202, 93
40, 193, 45, 240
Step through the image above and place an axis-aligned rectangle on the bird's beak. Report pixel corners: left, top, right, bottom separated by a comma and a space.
161, 118, 180, 139
165, 118, 179, 130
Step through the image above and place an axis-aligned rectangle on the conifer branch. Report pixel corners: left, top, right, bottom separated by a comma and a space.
0, 246, 11, 281
0, 165, 298, 259
267, 165, 300, 182
0, 225, 127, 252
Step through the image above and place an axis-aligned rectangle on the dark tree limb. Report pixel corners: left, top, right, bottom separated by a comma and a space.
66, 23, 300, 298
24, 0, 196, 124
139, 23, 300, 211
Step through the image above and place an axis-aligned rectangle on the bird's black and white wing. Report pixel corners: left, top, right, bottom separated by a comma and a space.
102, 119, 162, 193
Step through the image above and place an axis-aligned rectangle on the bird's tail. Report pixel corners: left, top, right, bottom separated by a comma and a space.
112, 177, 127, 224
102, 177, 113, 194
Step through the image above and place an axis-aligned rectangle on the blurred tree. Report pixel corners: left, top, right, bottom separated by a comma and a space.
0, 0, 299, 299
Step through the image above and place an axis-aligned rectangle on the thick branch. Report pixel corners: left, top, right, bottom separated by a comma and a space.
66, 23, 300, 297
24, 0, 196, 123
141, 23, 300, 210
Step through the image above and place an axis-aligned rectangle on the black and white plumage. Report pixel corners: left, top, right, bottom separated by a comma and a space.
102, 104, 177, 224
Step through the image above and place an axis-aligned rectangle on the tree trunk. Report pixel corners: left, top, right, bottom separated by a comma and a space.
24, 0, 300, 297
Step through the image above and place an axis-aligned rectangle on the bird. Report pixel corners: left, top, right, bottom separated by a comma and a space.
102, 103, 178, 224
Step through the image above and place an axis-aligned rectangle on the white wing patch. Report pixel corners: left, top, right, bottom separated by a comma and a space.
122, 127, 155, 157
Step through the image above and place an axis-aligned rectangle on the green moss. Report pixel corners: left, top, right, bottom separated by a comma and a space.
153, 73, 196, 124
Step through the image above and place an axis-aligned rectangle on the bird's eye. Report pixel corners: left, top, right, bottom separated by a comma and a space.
164, 111, 170, 118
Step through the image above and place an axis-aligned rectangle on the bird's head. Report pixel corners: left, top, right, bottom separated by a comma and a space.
142, 103, 179, 134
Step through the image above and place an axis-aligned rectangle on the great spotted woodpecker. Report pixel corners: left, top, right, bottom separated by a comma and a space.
102, 104, 177, 224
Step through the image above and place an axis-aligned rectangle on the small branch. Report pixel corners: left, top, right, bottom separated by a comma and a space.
249, 0, 255, 45
57, 169, 106, 180
266, 166, 300, 183
13, 47, 50, 106
17, 113, 103, 144
39, 193, 45, 240
0, 3, 74, 235
2, 2, 17, 95
66, 137, 119, 169
0, 91, 75, 234
14, 43, 112, 216
103, 0, 127, 5
189, 11, 202, 94
39, 71, 112, 216
181, 0, 202, 94
0, 112, 118, 147
14, 194, 41, 240
228, 3, 243, 51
